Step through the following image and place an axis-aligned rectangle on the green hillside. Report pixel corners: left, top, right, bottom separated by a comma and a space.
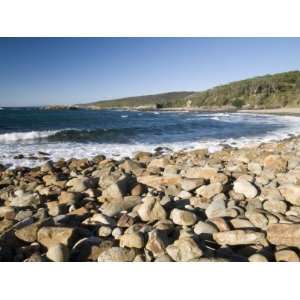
84, 71, 300, 109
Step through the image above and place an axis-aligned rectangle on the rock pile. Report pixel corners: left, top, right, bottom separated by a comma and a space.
2, 137, 300, 261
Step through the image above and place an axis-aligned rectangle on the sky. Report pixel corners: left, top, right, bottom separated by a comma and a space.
1, 37, 300, 106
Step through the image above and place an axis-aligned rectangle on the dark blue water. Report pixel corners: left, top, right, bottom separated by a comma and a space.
0, 107, 298, 167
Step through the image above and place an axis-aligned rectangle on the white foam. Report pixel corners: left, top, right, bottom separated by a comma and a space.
0, 130, 58, 143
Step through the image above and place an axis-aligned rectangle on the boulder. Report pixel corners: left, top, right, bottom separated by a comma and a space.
278, 184, 300, 206
264, 155, 287, 173
213, 230, 265, 246
137, 175, 181, 191
46, 243, 69, 262
166, 237, 203, 261
97, 247, 135, 262
196, 182, 223, 199
119, 232, 145, 249
184, 167, 218, 180
137, 197, 167, 222
37, 227, 79, 248
267, 224, 300, 247
170, 208, 197, 226
233, 179, 258, 199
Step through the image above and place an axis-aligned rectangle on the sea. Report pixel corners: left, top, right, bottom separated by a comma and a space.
1, 107, 300, 168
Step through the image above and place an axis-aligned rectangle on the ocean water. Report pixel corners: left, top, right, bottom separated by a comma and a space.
0, 107, 300, 168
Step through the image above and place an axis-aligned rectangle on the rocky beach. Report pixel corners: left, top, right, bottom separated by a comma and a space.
2, 134, 300, 262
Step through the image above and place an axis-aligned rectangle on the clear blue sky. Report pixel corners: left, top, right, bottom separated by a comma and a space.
1, 38, 300, 106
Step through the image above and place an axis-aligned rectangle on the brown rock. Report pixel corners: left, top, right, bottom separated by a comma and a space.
267, 224, 300, 247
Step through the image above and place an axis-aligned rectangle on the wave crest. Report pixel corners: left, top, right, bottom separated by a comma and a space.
0, 130, 58, 142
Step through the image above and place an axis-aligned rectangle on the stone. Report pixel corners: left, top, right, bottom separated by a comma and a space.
275, 249, 299, 262
37, 227, 79, 248
193, 221, 218, 235
131, 184, 145, 196
98, 226, 112, 237
181, 178, 204, 191
148, 157, 169, 169
146, 229, 168, 257
196, 183, 223, 199
119, 232, 145, 249
0, 219, 14, 234
248, 162, 262, 175
213, 230, 265, 246
101, 196, 141, 217
233, 179, 258, 199
97, 247, 135, 262
9, 190, 40, 207
119, 159, 144, 176
177, 190, 192, 199
245, 211, 268, 229
264, 155, 287, 173
205, 196, 226, 219
46, 243, 69, 262
230, 218, 255, 229
170, 208, 197, 226
137, 197, 167, 222
267, 224, 300, 247
66, 176, 97, 192
102, 175, 132, 200
263, 199, 287, 214
166, 237, 203, 261
137, 175, 181, 191
15, 222, 40, 243
185, 167, 218, 180
58, 191, 82, 205
278, 184, 300, 206
248, 253, 268, 262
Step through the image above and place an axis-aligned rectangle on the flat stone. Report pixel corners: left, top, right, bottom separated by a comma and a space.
233, 179, 258, 199
193, 221, 218, 235
97, 247, 135, 262
264, 155, 287, 173
267, 224, 300, 247
196, 182, 223, 199
185, 167, 218, 180
213, 230, 266, 246
263, 199, 287, 214
137, 175, 181, 191
278, 184, 300, 206
181, 178, 204, 191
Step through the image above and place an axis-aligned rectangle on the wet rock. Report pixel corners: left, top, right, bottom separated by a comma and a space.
170, 208, 197, 226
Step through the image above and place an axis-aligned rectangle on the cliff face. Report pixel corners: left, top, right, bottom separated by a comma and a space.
82, 71, 300, 109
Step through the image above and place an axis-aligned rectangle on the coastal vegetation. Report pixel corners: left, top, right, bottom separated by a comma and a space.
83, 71, 300, 109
